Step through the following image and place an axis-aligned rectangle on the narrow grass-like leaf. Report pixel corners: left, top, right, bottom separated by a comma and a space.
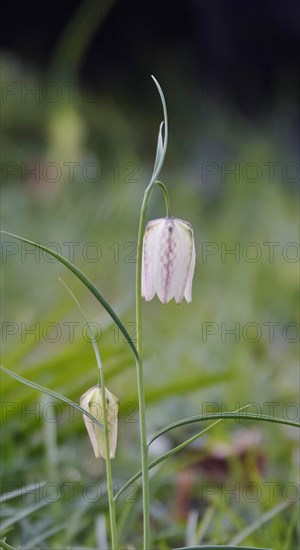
0, 539, 16, 550
1, 231, 138, 361
114, 406, 251, 501
58, 278, 102, 374
22, 522, 68, 549
0, 482, 47, 503
282, 503, 299, 549
153, 121, 164, 175
149, 412, 300, 445
114, 419, 222, 502
229, 500, 292, 546
114, 410, 300, 502
0, 365, 103, 429
195, 506, 215, 544
62, 495, 95, 546
0, 500, 51, 531
148, 75, 168, 187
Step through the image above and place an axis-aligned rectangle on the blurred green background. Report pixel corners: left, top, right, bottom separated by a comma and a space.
1, 0, 299, 548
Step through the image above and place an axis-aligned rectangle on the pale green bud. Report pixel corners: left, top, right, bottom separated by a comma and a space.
80, 385, 119, 459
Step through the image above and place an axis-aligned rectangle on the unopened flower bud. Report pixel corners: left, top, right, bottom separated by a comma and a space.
142, 217, 196, 304
80, 385, 118, 459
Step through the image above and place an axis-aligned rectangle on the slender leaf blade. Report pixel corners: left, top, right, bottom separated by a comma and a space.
149, 412, 300, 445
0, 364, 103, 429
0, 482, 47, 503
1, 231, 138, 361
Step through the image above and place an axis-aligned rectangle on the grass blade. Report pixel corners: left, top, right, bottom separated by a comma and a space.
114, 419, 222, 502
114, 409, 299, 501
0, 482, 47, 503
0, 500, 50, 531
1, 231, 138, 361
229, 500, 292, 546
153, 122, 164, 175
58, 277, 103, 374
0, 540, 17, 550
114, 406, 251, 501
148, 75, 168, 186
0, 364, 103, 429
22, 522, 68, 549
149, 411, 300, 445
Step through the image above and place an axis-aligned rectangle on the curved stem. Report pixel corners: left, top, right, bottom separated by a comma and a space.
98, 369, 118, 549
148, 76, 168, 187
114, 407, 300, 502
114, 416, 223, 503
1, 231, 139, 362
135, 187, 152, 549
59, 279, 118, 549
148, 411, 300, 445
135, 77, 169, 546
114, 405, 252, 502
154, 180, 171, 216
135, 178, 170, 548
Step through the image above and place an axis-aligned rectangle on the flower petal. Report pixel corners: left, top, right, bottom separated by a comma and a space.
184, 232, 196, 302
105, 388, 119, 458
142, 220, 161, 301
173, 220, 195, 303
157, 218, 177, 303
80, 386, 103, 458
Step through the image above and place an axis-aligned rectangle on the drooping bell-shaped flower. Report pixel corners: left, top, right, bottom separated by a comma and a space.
80, 385, 119, 459
142, 217, 196, 304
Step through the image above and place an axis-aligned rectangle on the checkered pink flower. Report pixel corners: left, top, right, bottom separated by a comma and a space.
142, 217, 196, 304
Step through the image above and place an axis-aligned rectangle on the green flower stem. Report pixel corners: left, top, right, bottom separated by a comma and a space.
148, 76, 168, 186
135, 179, 170, 548
154, 180, 171, 216
135, 187, 152, 549
59, 280, 118, 549
98, 367, 118, 549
